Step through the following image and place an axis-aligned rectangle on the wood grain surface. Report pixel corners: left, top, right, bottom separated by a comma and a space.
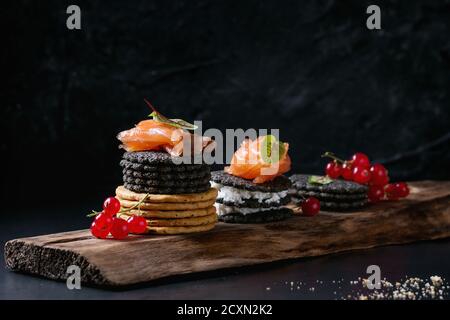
4, 181, 450, 287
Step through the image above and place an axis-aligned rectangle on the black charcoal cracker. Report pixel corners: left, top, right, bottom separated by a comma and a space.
211, 171, 291, 192
123, 175, 211, 187
289, 174, 368, 194
289, 189, 367, 201
120, 159, 210, 173
123, 183, 211, 194
123, 168, 210, 180
291, 196, 368, 211
218, 208, 293, 223
123, 151, 207, 167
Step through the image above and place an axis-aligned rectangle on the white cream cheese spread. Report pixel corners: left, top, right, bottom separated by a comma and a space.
214, 203, 279, 216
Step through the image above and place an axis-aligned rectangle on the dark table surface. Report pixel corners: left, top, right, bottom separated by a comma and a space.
1, 204, 450, 300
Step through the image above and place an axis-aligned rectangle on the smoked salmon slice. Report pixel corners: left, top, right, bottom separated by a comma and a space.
117, 119, 212, 156
225, 135, 291, 183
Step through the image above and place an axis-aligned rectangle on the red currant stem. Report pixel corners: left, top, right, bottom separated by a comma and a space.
86, 210, 101, 218
118, 194, 150, 214
86, 194, 150, 218
321, 152, 345, 164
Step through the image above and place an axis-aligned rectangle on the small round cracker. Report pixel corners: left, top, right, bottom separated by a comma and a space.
124, 182, 210, 194
118, 212, 217, 227
118, 206, 216, 219
289, 174, 368, 194
117, 197, 216, 211
115, 186, 217, 203
123, 175, 211, 187
211, 171, 291, 192
218, 208, 293, 224
289, 189, 367, 201
145, 222, 216, 235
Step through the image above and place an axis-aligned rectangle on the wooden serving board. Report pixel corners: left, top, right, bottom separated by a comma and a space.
4, 181, 450, 288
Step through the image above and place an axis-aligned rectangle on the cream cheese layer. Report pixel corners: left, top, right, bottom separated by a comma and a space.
214, 203, 279, 216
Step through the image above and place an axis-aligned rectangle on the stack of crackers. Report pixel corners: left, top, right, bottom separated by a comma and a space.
116, 151, 218, 234
211, 171, 293, 223
289, 174, 368, 211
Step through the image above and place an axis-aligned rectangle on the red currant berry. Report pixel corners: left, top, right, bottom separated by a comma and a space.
110, 217, 129, 240
351, 152, 370, 169
369, 164, 389, 186
103, 197, 121, 216
91, 220, 110, 239
394, 182, 410, 198
95, 211, 113, 229
341, 162, 353, 180
90, 212, 114, 239
127, 216, 147, 234
352, 166, 371, 184
301, 197, 320, 216
368, 185, 384, 203
325, 161, 342, 179
385, 183, 399, 200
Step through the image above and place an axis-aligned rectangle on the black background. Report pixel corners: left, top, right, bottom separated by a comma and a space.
2, 0, 450, 209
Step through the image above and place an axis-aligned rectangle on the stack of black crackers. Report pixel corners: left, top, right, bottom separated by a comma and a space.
289, 174, 368, 211
211, 171, 293, 223
120, 151, 211, 194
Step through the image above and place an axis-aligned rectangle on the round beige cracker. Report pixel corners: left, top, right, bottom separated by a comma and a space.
118, 197, 216, 211
118, 206, 216, 219
115, 186, 217, 203
118, 212, 217, 227
145, 222, 216, 235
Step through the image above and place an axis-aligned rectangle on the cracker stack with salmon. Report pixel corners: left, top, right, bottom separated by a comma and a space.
211, 135, 294, 223
114, 102, 217, 234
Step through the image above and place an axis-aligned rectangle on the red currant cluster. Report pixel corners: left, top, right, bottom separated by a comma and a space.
89, 197, 148, 239
323, 151, 410, 203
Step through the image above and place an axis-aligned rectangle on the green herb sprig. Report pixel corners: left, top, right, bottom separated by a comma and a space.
260, 135, 286, 164
308, 175, 334, 185
144, 98, 198, 130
